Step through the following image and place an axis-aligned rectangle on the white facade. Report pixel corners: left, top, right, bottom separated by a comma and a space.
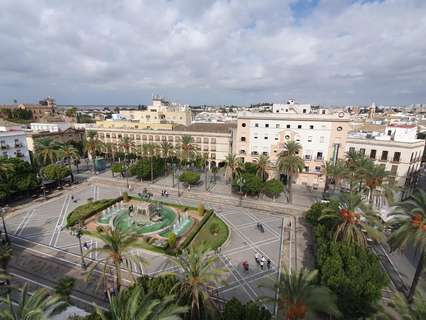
30, 122, 71, 132
272, 99, 312, 114
0, 131, 30, 162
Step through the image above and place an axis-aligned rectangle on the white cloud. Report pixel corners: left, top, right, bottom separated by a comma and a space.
0, 0, 424, 105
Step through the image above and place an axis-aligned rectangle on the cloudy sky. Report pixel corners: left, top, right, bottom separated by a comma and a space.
0, 0, 425, 106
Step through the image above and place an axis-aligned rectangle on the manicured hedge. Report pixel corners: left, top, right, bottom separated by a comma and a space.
66, 197, 122, 227
180, 209, 214, 249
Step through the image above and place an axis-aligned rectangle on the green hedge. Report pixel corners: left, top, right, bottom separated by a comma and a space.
180, 209, 214, 249
66, 197, 122, 227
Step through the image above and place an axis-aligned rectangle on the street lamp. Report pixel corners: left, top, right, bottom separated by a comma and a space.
124, 159, 130, 189
0, 206, 9, 244
236, 176, 246, 206
176, 169, 181, 197
72, 220, 87, 270
171, 163, 176, 188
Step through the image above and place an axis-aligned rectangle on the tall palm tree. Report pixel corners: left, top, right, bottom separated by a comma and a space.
0, 283, 66, 320
388, 189, 426, 301
120, 136, 135, 159
276, 141, 304, 204
0, 242, 12, 287
224, 153, 241, 183
144, 143, 158, 183
0, 161, 14, 179
169, 245, 227, 320
180, 135, 195, 165
84, 228, 148, 291
59, 144, 79, 183
324, 160, 348, 192
256, 154, 270, 182
376, 291, 426, 319
345, 149, 369, 190
319, 192, 384, 248
103, 142, 117, 164
364, 162, 389, 203
85, 131, 101, 173
96, 285, 187, 320
270, 268, 340, 319
35, 138, 59, 165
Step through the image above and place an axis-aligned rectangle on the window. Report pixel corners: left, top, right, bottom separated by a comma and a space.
320, 136, 325, 143
298, 125, 302, 129
387, 130, 392, 136
276, 124, 280, 128
196, 137, 201, 143
255, 123, 259, 128
286, 124, 291, 129
316, 152, 323, 160
315, 166, 321, 173
262, 152, 268, 156
349, 147, 355, 153
304, 166, 309, 172
359, 148, 365, 155
254, 136, 258, 139
322, 110, 326, 114
390, 165, 398, 175
265, 124, 269, 128
303, 109, 307, 114
275, 137, 278, 140
251, 151, 259, 156
308, 136, 312, 142
241, 137, 246, 142
370, 149, 376, 159
337, 126, 343, 131
304, 155, 311, 161
239, 150, 246, 155
285, 135, 290, 140
203, 138, 209, 143
242, 123, 246, 127
393, 152, 401, 162
309, 125, 314, 129
381, 150, 388, 161
264, 136, 268, 140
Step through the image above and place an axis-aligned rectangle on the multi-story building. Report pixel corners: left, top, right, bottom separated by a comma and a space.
235, 110, 351, 189
0, 131, 30, 162
93, 123, 235, 167
346, 124, 424, 199
30, 122, 71, 133
119, 96, 192, 127
0, 97, 55, 120
26, 128, 85, 152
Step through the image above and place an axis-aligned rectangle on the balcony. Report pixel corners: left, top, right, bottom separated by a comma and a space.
16, 153, 25, 158
251, 151, 259, 156
1, 145, 9, 150
15, 143, 23, 148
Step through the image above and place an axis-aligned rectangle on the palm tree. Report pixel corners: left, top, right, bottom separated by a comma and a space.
85, 130, 101, 173
96, 285, 187, 320
388, 189, 426, 301
169, 245, 227, 320
35, 138, 59, 165
160, 141, 174, 175
276, 141, 304, 204
364, 162, 389, 203
84, 228, 148, 291
103, 142, 117, 164
319, 192, 384, 248
180, 135, 195, 164
0, 161, 13, 179
270, 268, 340, 319
59, 144, 79, 183
376, 291, 426, 319
0, 283, 66, 320
324, 160, 348, 192
345, 149, 370, 190
0, 242, 12, 287
120, 136, 135, 159
256, 154, 270, 182
224, 153, 241, 183
145, 143, 158, 183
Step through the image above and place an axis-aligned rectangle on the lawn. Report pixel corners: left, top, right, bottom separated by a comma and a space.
191, 215, 229, 250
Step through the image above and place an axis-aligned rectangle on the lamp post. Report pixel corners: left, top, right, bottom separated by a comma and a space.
172, 163, 176, 188
124, 159, 130, 189
72, 220, 87, 270
176, 169, 181, 197
1, 206, 9, 244
236, 176, 245, 207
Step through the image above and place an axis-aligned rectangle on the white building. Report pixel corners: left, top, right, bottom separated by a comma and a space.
30, 122, 71, 133
272, 99, 313, 114
0, 131, 30, 162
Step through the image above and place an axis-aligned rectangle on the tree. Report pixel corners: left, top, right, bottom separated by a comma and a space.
319, 192, 384, 248
35, 138, 59, 165
54, 276, 75, 303
232, 173, 263, 196
256, 155, 270, 181
276, 141, 304, 203
145, 143, 158, 183
41, 164, 71, 186
224, 153, 241, 183
377, 291, 426, 319
179, 135, 196, 164
364, 162, 389, 203
84, 228, 147, 291
65, 107, 78, 118
388, 189, 426, 301
179, 171, 200, 185
111, 163, 124, 178
271, 268, 340, 320
85, 131, 101, 173
324, 160, 348, 192
96, 285, 187, 320
59, 144, 79, 182
119, 136, 135, 159
169, 244, 227, 320
102, 142, 117, 164
0, 242, 12, 287
263, 179, 284, 199
0, 283, 66, 320
129, 159, 165, 181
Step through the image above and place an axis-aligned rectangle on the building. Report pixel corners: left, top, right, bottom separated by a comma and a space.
0, 97, 55, 120
235, 111, 351, 189
0, 131, 30, 162
26, 128, 85, 152
30, 122, 71, 133
346, 124, 424, 198
119, 96, 192, 127
93, 123, 235, 166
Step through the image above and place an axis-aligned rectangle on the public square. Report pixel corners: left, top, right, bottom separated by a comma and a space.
5, 181, 290, 310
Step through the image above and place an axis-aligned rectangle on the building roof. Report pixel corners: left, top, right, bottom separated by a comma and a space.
174, 122, 236, 133
388, 123, 416, 128
0, 131, 27, 137
26, 127, 84, 138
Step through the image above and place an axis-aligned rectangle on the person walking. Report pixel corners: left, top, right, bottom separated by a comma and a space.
267, 258, 271, 269
255, 252, 260, 264
260, 260, 264, 270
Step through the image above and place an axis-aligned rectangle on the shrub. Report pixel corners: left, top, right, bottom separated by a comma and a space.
209, 222, 220, 235
129, 158, 165, 180
122, 191, 129, 202
197, 202, 205, 216
66, 197, 121, 227
232, 173, 264, 196
179, 171, 201, 185
111, 163, 124, 175
241, 162, 257, 175
168, 232, 177, 249
223, 298, 271, 320
54, 276, 75, 302
262, 179, 284, 198
135, 274, 179, 299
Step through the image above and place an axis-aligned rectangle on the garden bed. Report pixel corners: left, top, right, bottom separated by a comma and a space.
191, 214, 229, 250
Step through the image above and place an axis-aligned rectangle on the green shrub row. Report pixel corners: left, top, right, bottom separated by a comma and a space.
66, 196, 122, 227
179, 209, 214, 249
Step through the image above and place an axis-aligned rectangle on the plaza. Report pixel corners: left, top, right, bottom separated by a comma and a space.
5, 181, 290, 310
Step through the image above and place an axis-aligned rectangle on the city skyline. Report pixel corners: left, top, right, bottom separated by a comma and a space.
0, 0, 425, 105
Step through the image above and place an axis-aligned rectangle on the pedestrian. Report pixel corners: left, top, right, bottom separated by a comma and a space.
261, 256, 266, 265
267, 259, 271, 269
260, 260, 264, 270
243, 260, 249, 272
71, 195, 74, 201
255, 252, 260, 264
